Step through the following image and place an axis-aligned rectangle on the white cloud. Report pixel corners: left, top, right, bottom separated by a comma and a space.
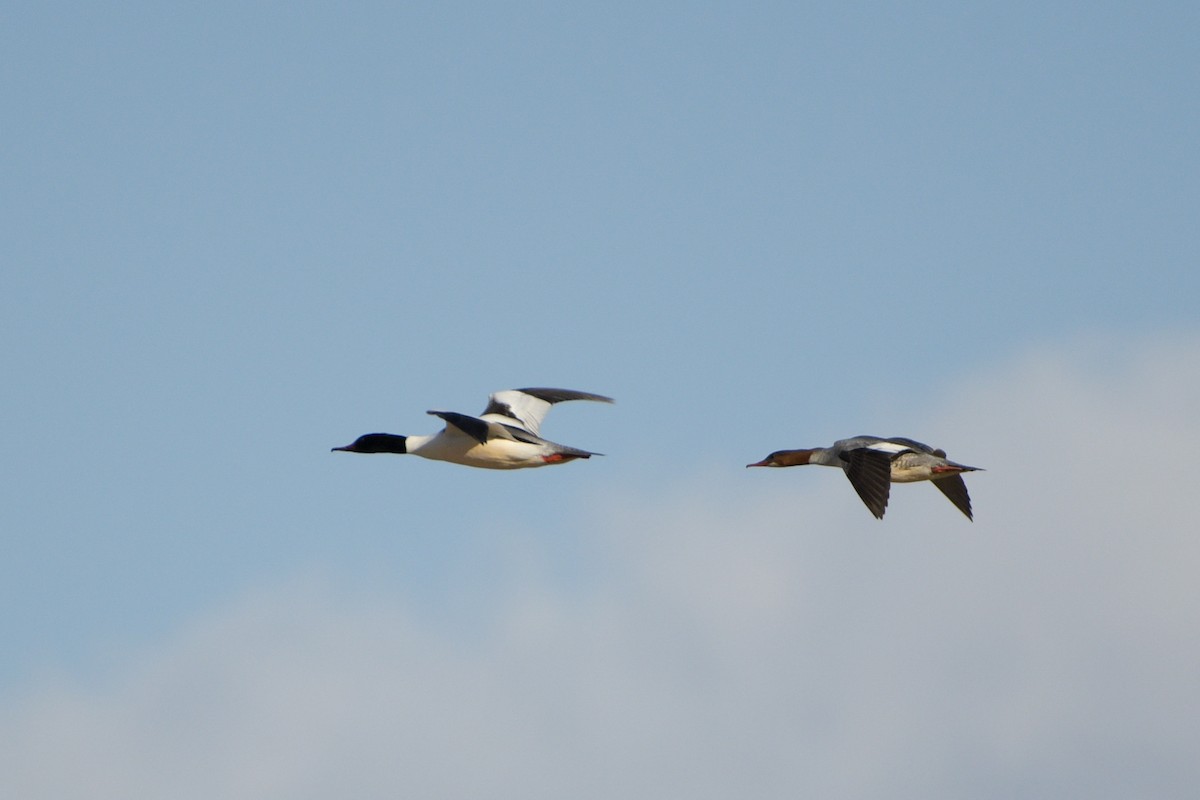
3, 333, 1199, 800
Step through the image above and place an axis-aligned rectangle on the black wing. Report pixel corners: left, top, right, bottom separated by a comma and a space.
428, 410, 547, 447
511, 388, 614, 404
841, 448, 894, 520
932, 475, 974, 521
427, 411, 502, 445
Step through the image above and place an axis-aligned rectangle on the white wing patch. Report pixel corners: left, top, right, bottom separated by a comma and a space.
481, 390, 555, 435
864, 440, 913, 455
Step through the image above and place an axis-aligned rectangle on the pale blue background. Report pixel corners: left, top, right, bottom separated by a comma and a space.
3, 3, 1198, 797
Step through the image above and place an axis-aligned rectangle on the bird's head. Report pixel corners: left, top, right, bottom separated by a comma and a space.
332, 433, 408, 454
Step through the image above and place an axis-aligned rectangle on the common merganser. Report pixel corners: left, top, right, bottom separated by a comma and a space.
333, 387, 613, 469
746, 436, 982, 520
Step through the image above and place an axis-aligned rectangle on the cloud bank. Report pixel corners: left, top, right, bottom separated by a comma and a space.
4, 333, 1199, 799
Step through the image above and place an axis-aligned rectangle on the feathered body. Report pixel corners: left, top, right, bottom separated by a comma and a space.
747, 436, 982, 520
333, 387, 613, 470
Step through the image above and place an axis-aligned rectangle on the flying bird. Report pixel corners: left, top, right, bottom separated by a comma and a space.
333, 387, 613, 469
747, 436, 982, 520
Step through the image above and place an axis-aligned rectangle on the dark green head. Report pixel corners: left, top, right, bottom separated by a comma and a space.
332, 433, 408, 454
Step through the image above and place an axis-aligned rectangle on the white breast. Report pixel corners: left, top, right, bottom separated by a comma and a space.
410, 431, 548, 470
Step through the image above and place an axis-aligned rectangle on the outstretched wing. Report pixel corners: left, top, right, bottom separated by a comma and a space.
480, 388, 614, 436
932, 474, 974, 521
427, 410, 601, 459
841, 448, 895, 520
427, 411, 538, 446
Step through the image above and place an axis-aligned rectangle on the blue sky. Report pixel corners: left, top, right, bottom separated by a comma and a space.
3, 3, 1198, 797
